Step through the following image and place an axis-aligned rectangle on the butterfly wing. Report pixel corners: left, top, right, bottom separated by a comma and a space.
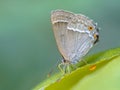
51, 10, 99, 63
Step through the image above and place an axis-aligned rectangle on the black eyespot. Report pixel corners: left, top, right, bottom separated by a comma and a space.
94, 34, 99, 44
88, 26, 93, 31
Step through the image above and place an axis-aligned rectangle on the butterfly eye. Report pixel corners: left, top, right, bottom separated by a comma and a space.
88, 26, 93, 31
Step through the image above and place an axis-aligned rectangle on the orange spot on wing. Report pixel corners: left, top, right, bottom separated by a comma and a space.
94, 34, 97, 39
88, 26, 93, 31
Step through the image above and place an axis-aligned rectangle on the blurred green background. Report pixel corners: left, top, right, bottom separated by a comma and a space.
0, 0, 120, 90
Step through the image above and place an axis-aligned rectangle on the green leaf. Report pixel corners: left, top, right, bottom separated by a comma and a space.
33, 48, 120, 90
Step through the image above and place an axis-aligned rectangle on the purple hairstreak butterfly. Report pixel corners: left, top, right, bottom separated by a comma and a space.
51, 10, 99, 73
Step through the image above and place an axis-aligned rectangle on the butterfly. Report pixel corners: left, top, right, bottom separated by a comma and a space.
51, 10, 99, 73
